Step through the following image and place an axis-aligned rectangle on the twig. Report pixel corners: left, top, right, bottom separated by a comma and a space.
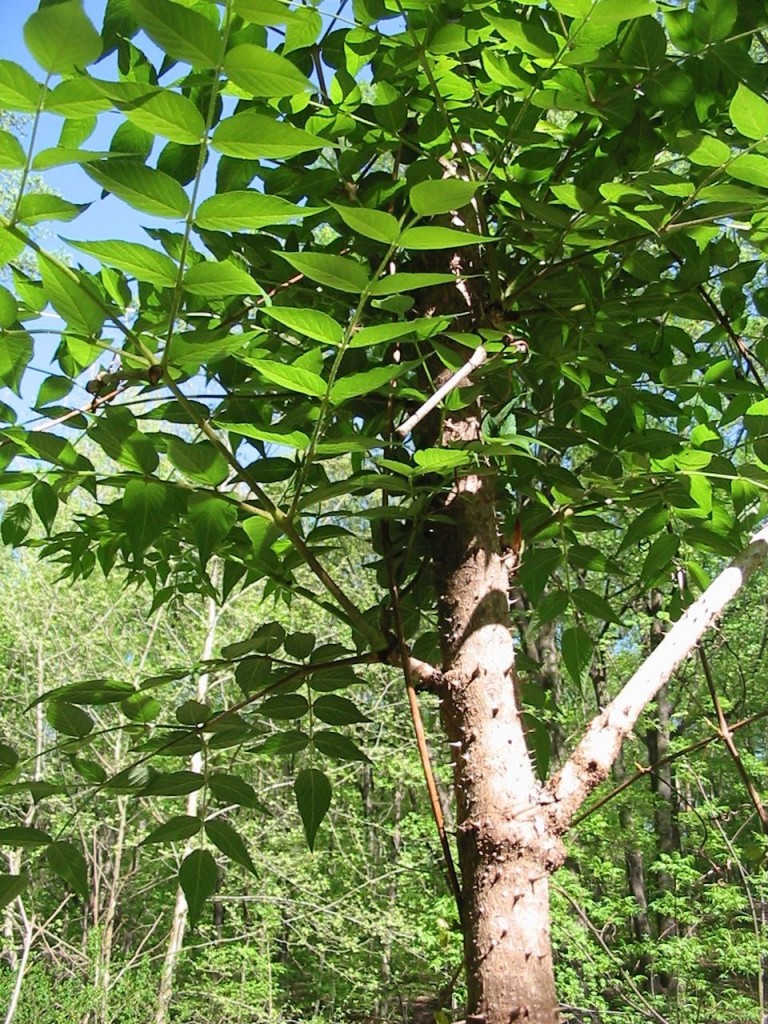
699, 645, 768, 834
396, 345, 487, 438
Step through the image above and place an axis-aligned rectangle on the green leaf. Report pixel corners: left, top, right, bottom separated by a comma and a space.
67, 239, 178, 288
409, 179, 479, 216
537, 590, 568, 626
167, 437, 229, 486
241, 517, 279, 567
1, 502, 31, 546
641, 533, 680, 585
32, 481, 58, 534
560, 627, 593, 686
212, 112, 332, 159
284, 6, 322, 52
313, 730, 371, 762
276, 251, 369, 294
208, 773, 262, 809
248, 358, 326, 397
233, 0, 299, 25
728, 155, 768, 189
142, 771, 205, 796
284, 632, 315, 659
188, 493, 237, 567
205, 819, 257, 875
260, 694, 309, 720
349, 316, 448, 349
330, 204, 400, 244
195, 192, 324, 231
130, 0, 223, 67
257, 730, 310, 755
331, 363, 411, 403
118, 89, 206, 146
0, 131, 26, 170
45, 78, 111, 118
0, 334, 32, 395
179, 849, 217, 928
729, 83, 768, 141
36, 678, 134, 706
0, 60, 42, 112
217, 421, 310, 449
0, 875, 27, 910
91, 411, 159, 474
142, 815, 202, 845
399, 226, 488, 250
46, 701, 94, 738
86, 159, 189, 219
484, 14, 558, 56
184, 261, 260, 298
24, 1, 101, 74
176, 700, 211, 726
46, 842, 88, 898
413, 448, 471, 472
368, 272, 457, 296
0, 827, 51, 849
15, 194, 87, 225
224, 44, 313, 97
312, 695, 369, 726
678, 133, 730, 167
0, 285, 18, 328
571, 588, 623, 625
619, 505, 667, 551
123, 479, 175, 558
264, 307, 342, 346
39, 256, 105, 336
294, 768, 331, 851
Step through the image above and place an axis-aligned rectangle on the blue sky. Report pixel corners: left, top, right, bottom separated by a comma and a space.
2, 2, 196, 419
3, 0, 192, 248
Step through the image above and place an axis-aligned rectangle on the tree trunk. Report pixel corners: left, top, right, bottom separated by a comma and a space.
430, 402, 564, 1024
645, 593, 680, 997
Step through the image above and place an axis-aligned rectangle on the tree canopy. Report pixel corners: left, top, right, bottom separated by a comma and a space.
4, 0, 768, 1021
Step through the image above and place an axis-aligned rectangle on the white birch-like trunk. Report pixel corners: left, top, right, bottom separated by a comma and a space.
154, 593, 219, 1024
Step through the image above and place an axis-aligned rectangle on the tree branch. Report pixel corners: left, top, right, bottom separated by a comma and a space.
546, 520, 768, 830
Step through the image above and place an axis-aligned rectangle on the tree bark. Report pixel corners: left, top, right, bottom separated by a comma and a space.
430, 402, 564, 1024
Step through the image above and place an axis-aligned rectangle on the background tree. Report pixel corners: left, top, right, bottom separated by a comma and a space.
3, 1, 768, 1022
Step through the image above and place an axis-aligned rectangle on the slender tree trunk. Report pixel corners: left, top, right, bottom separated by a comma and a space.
155, 592, 219, 1024
430, 402, 563, 1024
3, 904, 34, 1024
93, 791, 127, 1024
645, 592, 680, 997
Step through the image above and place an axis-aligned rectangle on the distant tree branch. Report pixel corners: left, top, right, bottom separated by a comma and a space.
546, 520, 768, 829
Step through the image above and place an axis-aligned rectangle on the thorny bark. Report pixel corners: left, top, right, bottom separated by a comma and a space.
429, 400, 564, 1024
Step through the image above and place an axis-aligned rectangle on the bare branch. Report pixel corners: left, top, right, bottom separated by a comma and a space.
546, 520, 768, 829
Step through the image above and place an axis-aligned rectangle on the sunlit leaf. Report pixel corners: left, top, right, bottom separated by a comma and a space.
224, 44, 313, 97
130, 0, 223, 67
276, 251, 369, 294
24, 1, 101, 74
409, 179, 479, 216
85, 159, 189, 218
212, 112, 332, 159
195, 192, 324, 230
